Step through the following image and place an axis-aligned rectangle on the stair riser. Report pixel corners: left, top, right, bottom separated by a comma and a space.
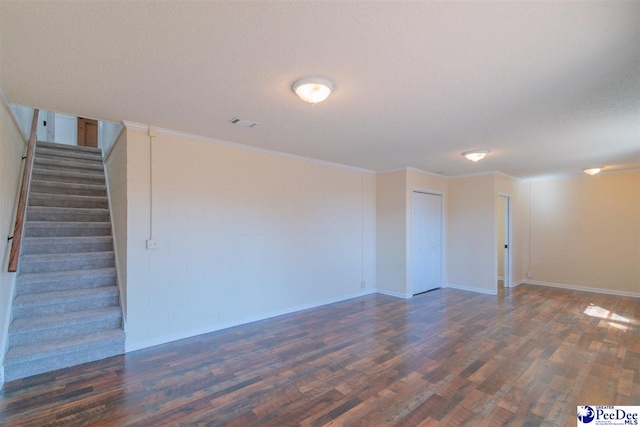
36, 141, 102, 154
35, 150, 103, 164
34, 159, 104, 173
24, 225, 111, 238
32, 170, 105, 185
29, 196, 109, 209
13, 296, 119, 319
31, 183, 106, 198
27, 210, 110, 222
17, 275, 117, 295
4, 342, 123, 382
20, 256, 114, 274
9, 317, 122, 347
22, 241, 113, 255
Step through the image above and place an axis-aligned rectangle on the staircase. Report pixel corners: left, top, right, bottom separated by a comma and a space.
4, 141, 125, 382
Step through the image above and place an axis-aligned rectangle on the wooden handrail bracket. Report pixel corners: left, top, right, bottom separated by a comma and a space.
8, 109, 39, 272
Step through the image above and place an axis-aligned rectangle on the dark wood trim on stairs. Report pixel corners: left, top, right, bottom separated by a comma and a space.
8, 109, 39, 272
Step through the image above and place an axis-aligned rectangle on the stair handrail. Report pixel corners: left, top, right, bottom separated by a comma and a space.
8, 109, 39, 272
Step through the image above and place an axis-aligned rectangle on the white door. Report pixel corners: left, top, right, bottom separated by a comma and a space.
502, 195, 510, 288
412, 192, 443, 294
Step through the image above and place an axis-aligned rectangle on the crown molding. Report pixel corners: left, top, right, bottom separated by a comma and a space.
122, 121, 149, 132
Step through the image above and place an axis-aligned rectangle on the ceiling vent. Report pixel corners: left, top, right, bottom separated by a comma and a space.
229, 117, 259, 128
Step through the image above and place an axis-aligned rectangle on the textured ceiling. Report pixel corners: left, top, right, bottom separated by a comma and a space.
1, 1, 638, 178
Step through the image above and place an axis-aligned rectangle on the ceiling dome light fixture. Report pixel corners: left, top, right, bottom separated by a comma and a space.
462, 150, 489, 162
583, 167, 602, 175
292, 77, 333, 105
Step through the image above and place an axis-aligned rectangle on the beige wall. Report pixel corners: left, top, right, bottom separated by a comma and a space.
124, 128, 377, 350
447, 174, 497, 293
529, 171, 640, 294
104, 131, 127, 316
0, 102, 27, 374
376, 170, 407, 295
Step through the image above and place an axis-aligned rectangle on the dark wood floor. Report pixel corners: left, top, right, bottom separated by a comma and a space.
1, 284, 638, 426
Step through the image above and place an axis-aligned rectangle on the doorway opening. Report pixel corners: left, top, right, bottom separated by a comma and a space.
411, 191, 444, 296
497, 194, 511, 293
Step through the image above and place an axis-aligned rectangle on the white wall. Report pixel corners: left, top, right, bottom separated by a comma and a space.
123, 127, 376, 350
0, 100, 28, 382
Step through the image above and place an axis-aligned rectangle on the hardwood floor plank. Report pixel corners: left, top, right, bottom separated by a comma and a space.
0, 285, 637, 425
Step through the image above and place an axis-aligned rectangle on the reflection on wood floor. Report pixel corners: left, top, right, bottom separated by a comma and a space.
1, 284, 638, 426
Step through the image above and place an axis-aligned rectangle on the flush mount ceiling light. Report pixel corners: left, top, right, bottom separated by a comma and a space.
583, 167, 602, 175
462, 150, 489, 162
292, 77, 334, 105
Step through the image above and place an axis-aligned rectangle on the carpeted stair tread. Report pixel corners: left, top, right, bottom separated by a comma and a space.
16, 267, 117, 285
20, 251, 115, 274
9, 306, 121, 334
27, 206, 110, 217
22, 236, 113, 254
27, 206, 110, 222
36, 140, 102, 154
28, 193, 109, 209
32, 167, 105, 182
35, 147, 103, 163
23, 235, 113, 245
24, 221, 112, 237
15, 268, 117, 294
25, 221, 111, 229
30, 179, 107, 195
34, 157, 105, 172
4, 329, 124, 365
14, 286, 119, 308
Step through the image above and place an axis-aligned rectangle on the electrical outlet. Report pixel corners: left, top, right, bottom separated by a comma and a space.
361, 280, 366, 289
146, 239, 158, 250
527, 271, 533, 278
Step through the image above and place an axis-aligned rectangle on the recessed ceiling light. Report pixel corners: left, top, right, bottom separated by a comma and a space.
292, 77, 333, 105
462, 150, 489, 162
583, 167, 602, 175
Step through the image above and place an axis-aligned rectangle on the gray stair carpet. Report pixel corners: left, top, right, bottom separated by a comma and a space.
4, 141, 125, 382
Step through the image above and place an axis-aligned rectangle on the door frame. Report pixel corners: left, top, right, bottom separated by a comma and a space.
497, 192, 512, 290
409, 188, 446, 296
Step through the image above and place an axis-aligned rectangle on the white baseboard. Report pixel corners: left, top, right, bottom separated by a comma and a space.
511, 280, 525, 288
498, 276, 504, 281
525, 280, 640, 298
445, 283, 498, 295
376, 289, 412, 299
126, 289, 377, 352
